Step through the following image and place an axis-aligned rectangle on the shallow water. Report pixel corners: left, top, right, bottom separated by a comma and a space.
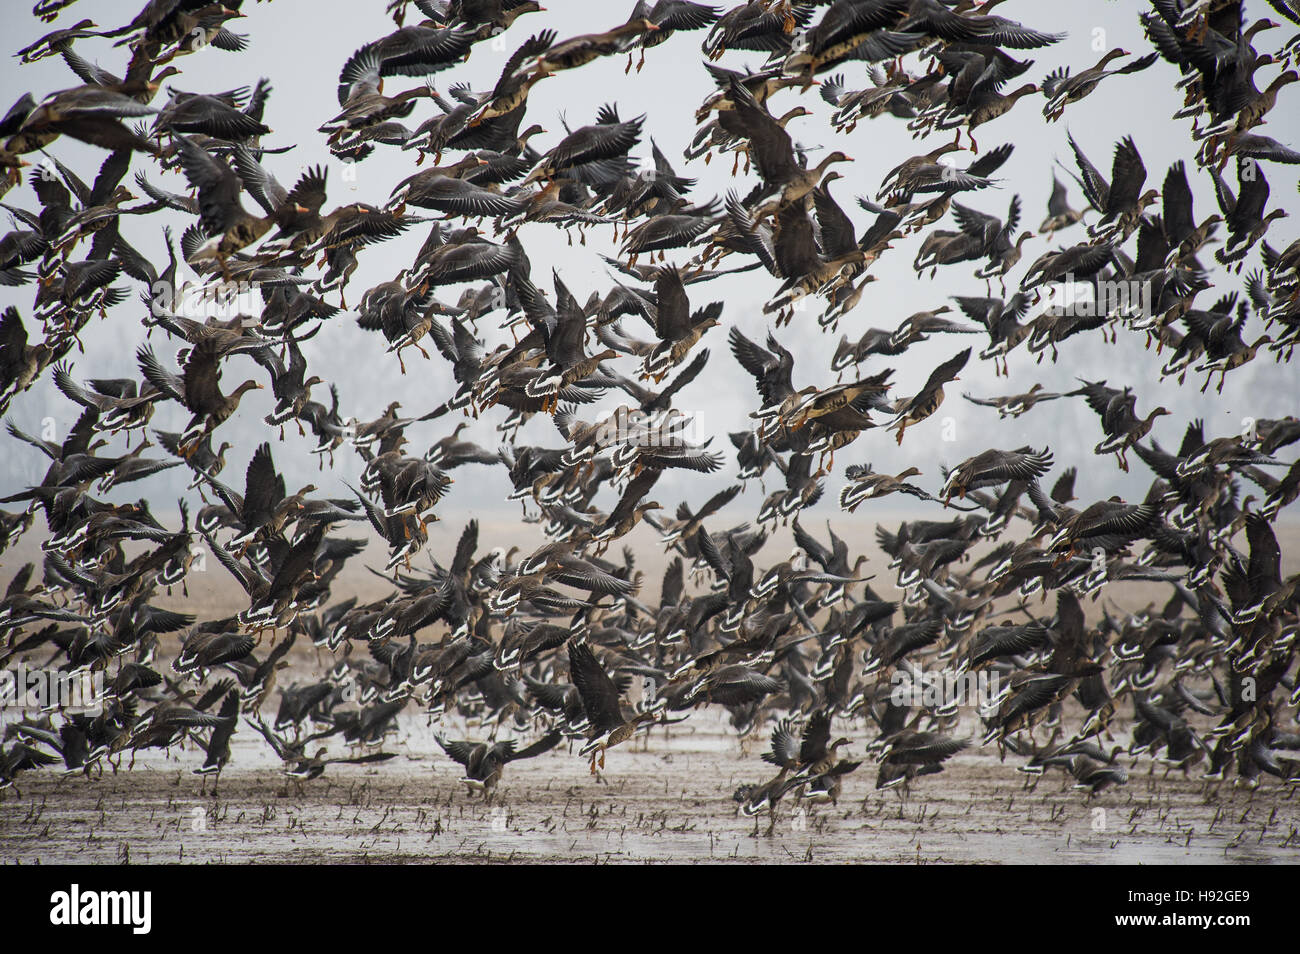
3, 710, 1297, 864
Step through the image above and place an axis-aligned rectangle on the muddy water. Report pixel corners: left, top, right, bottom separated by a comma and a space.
3, 710, 1297, 864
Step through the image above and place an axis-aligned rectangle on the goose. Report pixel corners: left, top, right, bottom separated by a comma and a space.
154, 87, 270, 140
1038, 172, 1083, 236
568, 639, 660, 773
962, 383, 1062, 419
1066, 132, 1159, 241
941, 447, 1054, 500
1070, 378, 1170, 471
1212, 156, 1287, 267
876, 729, 969, 790
1042, 49, 1156, 121
532, 20, 661, 73
247, 718, 396, 782
888, 347, 970, 444
137, 340, 263, 455
623, 1, 721, 73
724, 78, 852, 208
172, 136, 280, 262
8, 85, 160, 157
435, 729, 561, 796
839, 465, 936, 513
16, 19, 100, 63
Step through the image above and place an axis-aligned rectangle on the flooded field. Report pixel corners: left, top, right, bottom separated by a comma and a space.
3, 708, 1298, 864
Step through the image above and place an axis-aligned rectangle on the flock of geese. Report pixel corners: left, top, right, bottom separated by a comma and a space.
1, 0, 1300, 831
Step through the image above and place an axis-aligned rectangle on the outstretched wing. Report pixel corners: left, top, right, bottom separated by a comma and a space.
568, 641, 624, 732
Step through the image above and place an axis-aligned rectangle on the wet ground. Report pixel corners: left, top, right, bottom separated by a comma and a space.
3, 709, 1298, 864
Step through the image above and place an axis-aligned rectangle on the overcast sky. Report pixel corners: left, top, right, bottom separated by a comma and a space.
2, 0, 1298, 529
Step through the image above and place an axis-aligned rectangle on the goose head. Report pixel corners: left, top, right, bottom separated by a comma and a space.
1244, 19, 1280, 42
620, 19, 662, 38
817, 151, 852, 175
776, 105, 814, 127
